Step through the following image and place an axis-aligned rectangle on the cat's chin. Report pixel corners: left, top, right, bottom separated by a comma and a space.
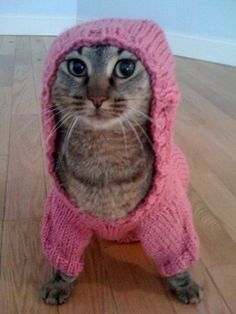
82, 115, 120, 129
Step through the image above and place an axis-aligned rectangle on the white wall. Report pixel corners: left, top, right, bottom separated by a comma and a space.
0, 0, 76, 17
0, 0, 235, 66
78, 0, 236, 41
0, 0, 77, 36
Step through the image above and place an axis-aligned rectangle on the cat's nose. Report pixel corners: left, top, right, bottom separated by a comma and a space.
89, 96, 107, 109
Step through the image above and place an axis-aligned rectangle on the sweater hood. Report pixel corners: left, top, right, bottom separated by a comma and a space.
41, 19, 180, 222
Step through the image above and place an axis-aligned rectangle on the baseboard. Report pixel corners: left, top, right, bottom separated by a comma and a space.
0, 15, 235, 66
166, 31, 236, 66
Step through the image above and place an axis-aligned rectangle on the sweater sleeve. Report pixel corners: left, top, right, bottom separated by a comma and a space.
137, 176, 199, 277
41, 189, 93, 277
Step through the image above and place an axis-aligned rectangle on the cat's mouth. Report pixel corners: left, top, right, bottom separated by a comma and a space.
87, 108, 114, 119
88, 108, 102, 117
83, 109, 122, 127
86, 111, 110, 122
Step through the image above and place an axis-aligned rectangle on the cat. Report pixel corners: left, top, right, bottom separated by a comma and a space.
42, 45, 203, 305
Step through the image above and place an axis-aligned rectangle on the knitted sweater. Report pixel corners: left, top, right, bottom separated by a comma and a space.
41, 19, 199, 277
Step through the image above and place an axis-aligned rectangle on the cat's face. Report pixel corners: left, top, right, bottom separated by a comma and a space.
52, 45, 152, 128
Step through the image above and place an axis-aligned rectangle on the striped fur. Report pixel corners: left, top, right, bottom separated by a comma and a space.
52, 45, 154, 219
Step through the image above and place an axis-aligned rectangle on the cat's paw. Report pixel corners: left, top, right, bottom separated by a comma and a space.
41, 278, 73, 305
172, 280, 203, 304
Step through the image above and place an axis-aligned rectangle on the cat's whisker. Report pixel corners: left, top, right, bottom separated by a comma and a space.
129, 117, 154, 150
61, 116, 77, 159
45, 115, 72, 147
43, 111, 64, 121
128, 107, 162, 131
128, 107, 154, 123
125, 119, 148, 171
42, 107, 68, 116
41, 107, 58, 114
45, 112, 73, 145
63, 115, 81, 159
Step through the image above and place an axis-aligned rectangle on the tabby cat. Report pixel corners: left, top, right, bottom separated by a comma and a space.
42, 45, 203, 305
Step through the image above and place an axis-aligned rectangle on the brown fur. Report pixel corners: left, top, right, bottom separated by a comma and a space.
52, 45, 154, 219
56, 119, 154, 218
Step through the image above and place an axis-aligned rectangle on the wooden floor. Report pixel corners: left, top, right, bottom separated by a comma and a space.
0, 35, 236, 314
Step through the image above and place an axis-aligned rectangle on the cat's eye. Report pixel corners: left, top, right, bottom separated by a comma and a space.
114, 59, 136, 79
67, 59, 87, 77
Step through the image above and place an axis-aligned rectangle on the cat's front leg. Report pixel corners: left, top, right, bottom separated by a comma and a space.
42, 269, 78, 305
167, 271, 203, 304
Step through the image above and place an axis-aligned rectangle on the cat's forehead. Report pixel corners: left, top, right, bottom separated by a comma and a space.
65, 45, 137, 62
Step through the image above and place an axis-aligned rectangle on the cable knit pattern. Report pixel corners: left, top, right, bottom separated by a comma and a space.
40, 19, 199, 277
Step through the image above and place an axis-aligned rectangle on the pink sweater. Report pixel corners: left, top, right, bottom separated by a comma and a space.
41, 19, 199, 277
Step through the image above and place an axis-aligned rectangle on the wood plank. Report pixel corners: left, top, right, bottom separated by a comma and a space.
12, 65, 38, 114
191, 170, 236, 242
59, 238, 119, 314
0, 87, 12, 155
189, 187, 236, 268
0, 156, 8, 259
101, 240, 176, 314
15, 36, 32, 66
0, 220, 58, 314
175, 126, 236, 197
175, 125, 236, 242
0, 55, 15, 87
0, 36, 16, 55
12, 37, 38, 114
0, 155, 8, 220
176, 82, 236, 156
30, 36, 47, 101
176, 59, 236, 125
176, 57, 236, 108
0, 36, 16, 88
208, 264, 236, 313
5, 115, 45, 220
0, 220, 2, 269
43, 36, 56, 52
